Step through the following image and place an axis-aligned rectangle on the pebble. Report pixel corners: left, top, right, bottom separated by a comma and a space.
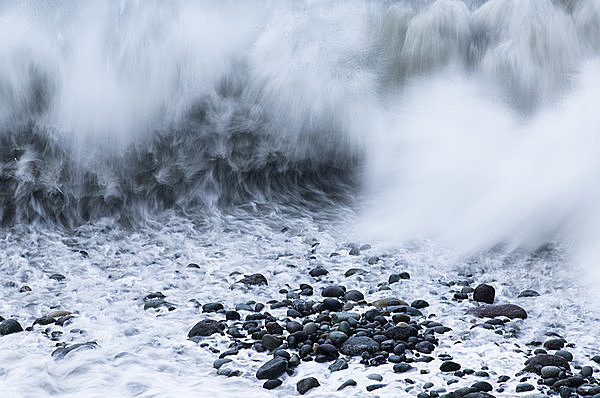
394, 363, 413, 373
262, 334, 283, 350
525, 354, 571, 371
555, 350, 573, 362
440, 361, 461, 372
19, 286, 32, 293
237, 273, 268, 286
256, 357, 287, 380
329, 358, 348, 372
309, 267, 328, 277
188, 320, 224, 338
367, 373, 383, 381
541, 365, 561, 378
46, 310, 71, 318
372, 297, 408, 308
471, 381, 493, 392
544, 338, 565, 350
366, 384, 386, 392
263, 379, 282, 390
515, 383, 534, 392
297, 377, 320, 394
49, 273, 66, 281
411, 300, 429, 309
468, 304, 527, 319
0, 319, 23, 335
202, 303, 224, 313
328, 331, 348, 347
52, 341, 98, 359
518, 290, 540, 298
344, 290, 364, 302
322, 286, 346, 298
213, 358, 232, 369
340, 336, 380, 356
337, 380, 357, 391
473, 284, 495, 304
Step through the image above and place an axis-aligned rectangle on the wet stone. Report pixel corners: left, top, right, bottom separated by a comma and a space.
329, 358, 348, 372
0, 319, 23, 335
473, 284, 495, 304
440, 361, 461, 372
394, 363, 413, 373
262, 334, 283, 351
515, 383, 534, 392
322, 286, 346, 298
468, 304, 527, 319
338, 380, 357, 390
340, 336, 380, 356
544, 338, 566, 350
297, 377, 320, 395
202, 303, 224, 313
256, 357, 287, 380
213, 358, 232, 369
49, 274, 66, 281
188, 319, 224, 338
344, 290, 364, 302
411, 299, 429, 309
309, 266, 328, 277
52, 341, 98, 359
518, 290, 540, 298
237, 273, 268, 286
263, 379, 282, 390
366, 384, 386, 392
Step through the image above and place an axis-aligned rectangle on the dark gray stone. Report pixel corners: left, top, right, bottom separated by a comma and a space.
322, 286, 346, 298
468, 304, 527, 319
473, 284, 495, 304
297, 377, 320, 394
337, 380, 357, 391
237, 273, 268, 286
0, 319, 23, 335
188, 319, 224, 338
52, 342, 98, 359
340, 336, 380, 356
256, 357, 287, 380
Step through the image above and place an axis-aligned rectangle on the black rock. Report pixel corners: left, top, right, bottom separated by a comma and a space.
344, 290, 364, 302
440, 361, 461, 372
473, 284, 495, 304
544, 338, 566, 350
366, 384, 386, 392
297, 377, 320, 394
237, 273, 268, 286
468, 304, 527, 319
265, 322, 283, 335
33, 317, 56, 326
256, 357, 287, 380
309, 267, 328, 277
411, 300, 429, 309
338, 380, 357, 391
515, 383, 534, 392
0, 319, 23, 335
144, 299, 175, 311
385, 326, 418, 341
213, 358, 232, 369
263, 379, 282, 390
52, 341, 98, 359
340, 336, 380, 356
225, 311, 241, 321
262, 334, 283, 350
143, 292, 166, 301
415, 341, 435, 354
286, 321, 303, 333
524, 354, 571, 372
322, 298, 343, 311
19, 286, 32, 293
394, 363, 413, 373
389, 274, 401, 284
202, 303, 224, 313
329, 358, 348, 372
345, 268, 367, 277
49, 274, 66, 281
317, 343, 339, 360
188, 319, 224, 338
518, 289, 540, 298
322, 286, 346, 298
472, 381, 493, 392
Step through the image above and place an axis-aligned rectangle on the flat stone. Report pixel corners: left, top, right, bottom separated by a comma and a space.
46, 310, 72, 318
263, 379, 282, 390
524, 354, 571, 372
468, 304, 527, 319
372, 297, 408, 308
329, 358, 348, 372
518, 289, 540, 298
52, 341, 98, 359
